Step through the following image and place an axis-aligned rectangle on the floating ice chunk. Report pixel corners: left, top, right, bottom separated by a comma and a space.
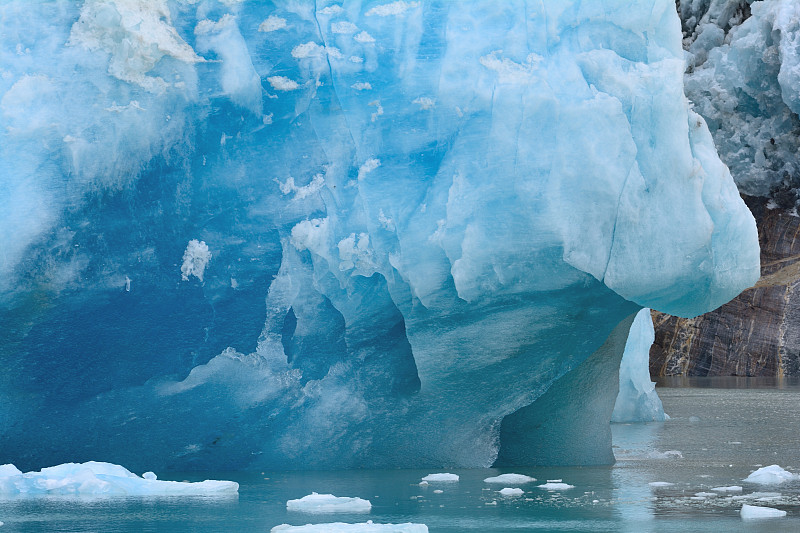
267, 76, 299, 91
498, 487, 523, 496
432, 489, 443, 494
648, 481, 674, 487
180, 240, 211, 282
272, 522, 427, 532
286, 493, 372, 513
732, 492, 782, 501
0, 462, 237, 496
538, 481, 574, 490
418, 481, 428, 486
744, 465, 796, 485
365, 1, 420, 17
695, 492, 717, 497
483, 474, 536, 484
421, 473, 458, 482
740, 504, 787, 520
712, 486, 742, 492
259, 15, 287, 32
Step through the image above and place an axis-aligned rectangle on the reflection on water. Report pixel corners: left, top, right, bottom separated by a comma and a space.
1, 379, 800, 532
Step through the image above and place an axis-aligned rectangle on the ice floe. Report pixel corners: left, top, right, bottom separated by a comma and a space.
740, 504, 787, 520
0, 462, 237, 496
744, 465, 796, 485
286, 493, 372, 513
271, 521, 428, 532
483, 474, 536, 484
421, 473, 458, 482
498, 488, 524, 496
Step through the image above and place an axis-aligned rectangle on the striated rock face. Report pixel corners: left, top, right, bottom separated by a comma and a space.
651, 196, 800, 377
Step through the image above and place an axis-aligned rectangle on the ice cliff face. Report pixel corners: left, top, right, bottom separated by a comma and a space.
0, 0, 758, 470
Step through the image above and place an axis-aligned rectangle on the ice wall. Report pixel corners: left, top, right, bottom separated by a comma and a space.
0, 0, 758, 470
681, 0, 800, 200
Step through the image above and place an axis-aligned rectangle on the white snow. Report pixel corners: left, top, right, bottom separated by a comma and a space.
498, 487, 524, 496
744, 465, 796, 485
286, 493, 372, 513
259, 16, 287, 32
0, 462, 237, 496
740, 504, 787, 520
180, 239, 211, 282
365, 1, 420, 17
483, 474, 536, 484
421, 473, 459, 482
267, 76, 299, 91
351, 82, 372, 91
648, 482, 674, 487
354, 31, 375, 43
272, 522, 427, 532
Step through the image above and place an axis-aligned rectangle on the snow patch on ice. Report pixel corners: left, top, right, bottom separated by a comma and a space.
268, 76, 299, 91
180, 240, 211, 282
366, 2, 420, 17
259, 16, 287, 32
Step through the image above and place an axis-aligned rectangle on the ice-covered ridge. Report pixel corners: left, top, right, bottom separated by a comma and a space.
286, 493, 372, 513
0, 462, 238, 496
272, 522, 428, 532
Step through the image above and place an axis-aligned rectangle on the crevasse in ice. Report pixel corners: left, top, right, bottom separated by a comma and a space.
0, 0, 758, 470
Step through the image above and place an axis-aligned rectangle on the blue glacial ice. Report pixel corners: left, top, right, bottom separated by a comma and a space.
611, 308, 668, 423
0, 0, 758, 471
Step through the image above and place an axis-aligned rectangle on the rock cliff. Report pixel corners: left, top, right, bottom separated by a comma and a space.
651, 196, 800, 376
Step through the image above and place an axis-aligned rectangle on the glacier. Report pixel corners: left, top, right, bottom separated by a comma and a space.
0, 0, 758, 471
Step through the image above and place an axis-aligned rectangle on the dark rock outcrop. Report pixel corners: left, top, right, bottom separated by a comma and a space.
651, 196, 800, 377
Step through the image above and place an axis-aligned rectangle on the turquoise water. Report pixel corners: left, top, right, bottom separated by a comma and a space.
2, 380, 800, 532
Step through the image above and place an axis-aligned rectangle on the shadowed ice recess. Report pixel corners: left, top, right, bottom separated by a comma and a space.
0, 0, 758, 471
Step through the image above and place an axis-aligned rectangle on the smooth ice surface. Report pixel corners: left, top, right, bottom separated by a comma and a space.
0, 462, 238, 496
483, 474, 535, 484
744, 465, 797, 485
611, 308, 668, 423
740, 504, 787, 520
0, 0, 758, 471
421, 474, 458, 482
286, 493, 372, 513
272, 522, 428, 533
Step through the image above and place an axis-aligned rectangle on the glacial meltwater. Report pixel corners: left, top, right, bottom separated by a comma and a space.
1, 379, 798, 532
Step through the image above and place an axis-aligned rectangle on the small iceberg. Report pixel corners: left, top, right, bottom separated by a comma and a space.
421, 473, 459, 482
287, 493, 372, 513
740, 504, 787, 520
711, 486, 742, 492
271, 521, 428, 532
744, 465, 796, 485
483, 474, 535, 484
0, 462, 237, 496
498, 487, 524, 497
538, 480, 574, 490
648, 482, 674, 488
